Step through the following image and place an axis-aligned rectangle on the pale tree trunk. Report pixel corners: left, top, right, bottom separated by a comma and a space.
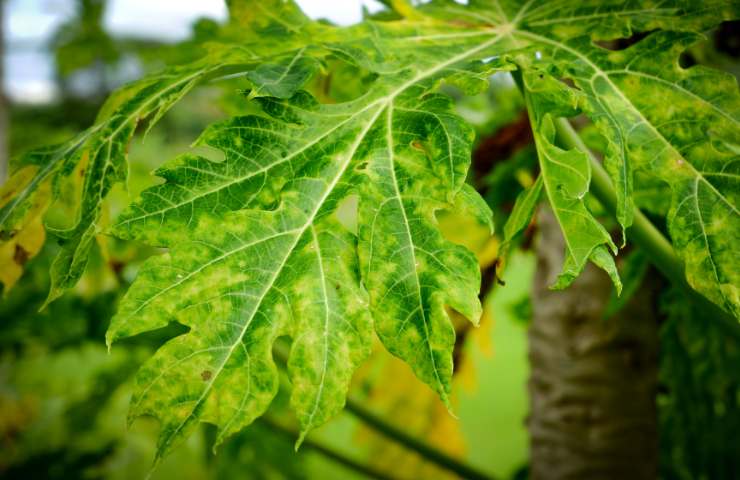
527, 208, 659, 480
0, 0, 7, 183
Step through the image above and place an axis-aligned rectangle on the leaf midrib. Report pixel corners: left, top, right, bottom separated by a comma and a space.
300, 225, 331, 440
386, 102, 448, 403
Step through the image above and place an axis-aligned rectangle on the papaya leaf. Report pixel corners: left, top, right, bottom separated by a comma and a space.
500, 172, 542, 259
2, 0, 738, 463
0, 0, 325, 302
108, 26, 511, 458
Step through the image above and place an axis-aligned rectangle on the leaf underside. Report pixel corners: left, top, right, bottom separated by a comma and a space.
1, 0, 738, 461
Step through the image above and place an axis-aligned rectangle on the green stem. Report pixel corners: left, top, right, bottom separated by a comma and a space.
272, 344, 494, 480
343, 395, 493, 480
260, 416, 403, 480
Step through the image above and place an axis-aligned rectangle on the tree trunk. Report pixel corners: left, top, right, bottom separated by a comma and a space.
527, 208, 659, 480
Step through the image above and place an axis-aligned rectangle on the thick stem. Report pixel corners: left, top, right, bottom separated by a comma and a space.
272, 344, 494, 480
260, 416, 403, 480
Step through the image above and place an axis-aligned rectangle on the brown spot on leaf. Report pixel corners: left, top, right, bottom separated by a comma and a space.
109, 260, 125, 276
13, 245, 29, 266
201, 370, 212, 381
411, 139, 433, 159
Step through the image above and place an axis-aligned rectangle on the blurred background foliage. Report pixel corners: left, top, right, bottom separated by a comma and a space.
1, 1, 739, 479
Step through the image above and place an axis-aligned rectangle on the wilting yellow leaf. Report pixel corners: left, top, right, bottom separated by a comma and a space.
0, 167, 52, 293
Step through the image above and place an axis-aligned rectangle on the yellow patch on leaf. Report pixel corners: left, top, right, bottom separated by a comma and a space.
0, 165, 54, 292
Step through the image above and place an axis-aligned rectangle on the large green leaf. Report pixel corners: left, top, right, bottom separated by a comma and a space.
2, 0, 738, 462
107, 22, 508, 458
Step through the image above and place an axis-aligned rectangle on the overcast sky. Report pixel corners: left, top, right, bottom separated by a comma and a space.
4, 0, 386, 102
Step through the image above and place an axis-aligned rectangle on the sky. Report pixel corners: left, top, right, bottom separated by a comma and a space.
4, 0, 386, 103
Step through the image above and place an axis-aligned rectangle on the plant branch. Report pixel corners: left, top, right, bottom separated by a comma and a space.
260, 415, 403, 480
272, 344, 495, 480
342, 392, 493, 480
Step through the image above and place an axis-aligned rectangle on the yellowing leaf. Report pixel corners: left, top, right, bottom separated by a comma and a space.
2, 0, 738, 464
0, 217, 46, 292
0, 167, 51, 293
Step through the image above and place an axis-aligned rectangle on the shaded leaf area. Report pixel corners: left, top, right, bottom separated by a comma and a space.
429, 0, 740, 316
660, 289, 740, 479
505, 23, 740, 315
1, 0, 738, 464
517, 70, 622, 292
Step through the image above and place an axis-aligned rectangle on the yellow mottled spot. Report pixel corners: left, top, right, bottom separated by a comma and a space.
607, 51, 626, 64
0, 176, 52, 293
0, 216, 46, 292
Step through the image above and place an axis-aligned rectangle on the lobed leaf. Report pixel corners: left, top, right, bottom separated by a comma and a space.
1, 0, 738, 463
109, 27, 510, 455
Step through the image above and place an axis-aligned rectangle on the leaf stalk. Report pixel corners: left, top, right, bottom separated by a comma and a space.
260, 416, 403, 480
272, 344, 495, 480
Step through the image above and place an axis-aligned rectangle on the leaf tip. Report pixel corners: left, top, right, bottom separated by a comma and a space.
294, 430, 308, 451
211, 436, 223, 456
444, 399, 458, 420
145, 453, 163, 480
39, 288, 62, 312
437, 387, 456, 418
608, 277, 622, 297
